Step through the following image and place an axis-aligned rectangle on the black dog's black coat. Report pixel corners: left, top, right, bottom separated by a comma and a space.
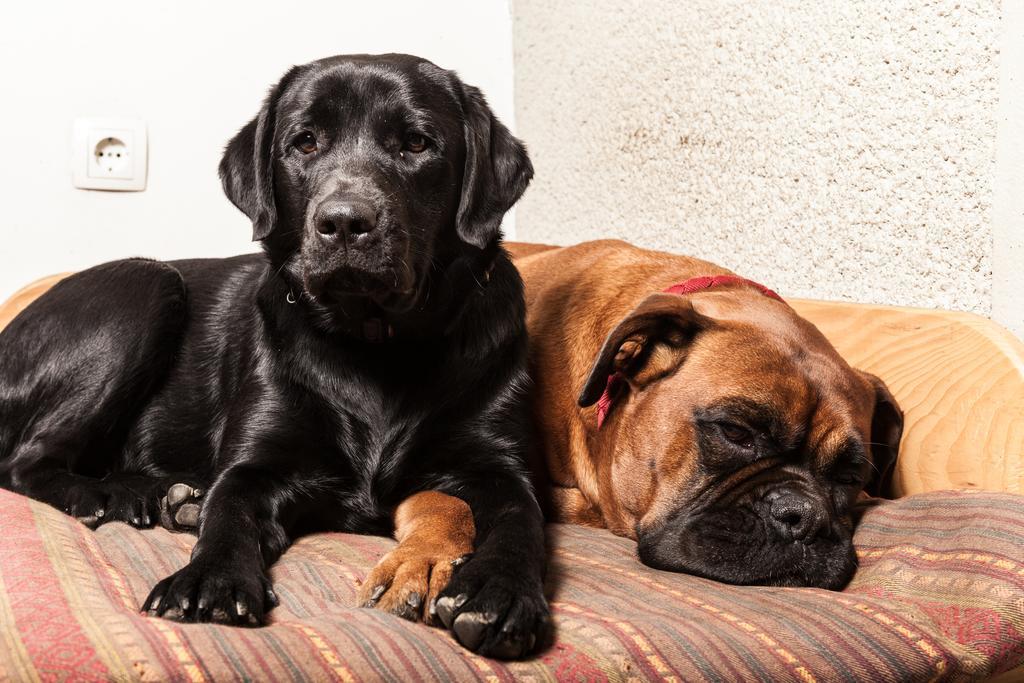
0, 54, 547, 658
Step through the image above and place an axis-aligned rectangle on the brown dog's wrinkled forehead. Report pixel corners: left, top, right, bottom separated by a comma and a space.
678, 291, 877, 449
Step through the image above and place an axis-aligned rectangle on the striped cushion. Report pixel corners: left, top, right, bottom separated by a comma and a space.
0, 488, 1021, 681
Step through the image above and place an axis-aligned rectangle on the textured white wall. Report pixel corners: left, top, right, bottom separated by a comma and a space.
993, 0, 1024, 338
0, 0, 515, 303
513, 0, 1015, 326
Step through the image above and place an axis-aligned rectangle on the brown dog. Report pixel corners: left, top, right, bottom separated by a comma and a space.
361, 239, 903, 621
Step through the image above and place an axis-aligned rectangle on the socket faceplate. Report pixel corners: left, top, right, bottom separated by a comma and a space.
73, 118, 147, 191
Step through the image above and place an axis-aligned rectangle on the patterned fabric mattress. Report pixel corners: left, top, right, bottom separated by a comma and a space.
0, 487, 1022, 682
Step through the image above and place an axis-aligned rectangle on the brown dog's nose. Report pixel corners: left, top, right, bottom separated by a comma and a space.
767, 490, 826, 543
315, 200, 377, 240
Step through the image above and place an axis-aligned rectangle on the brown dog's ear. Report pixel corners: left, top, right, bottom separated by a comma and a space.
578, 293, 713, 407
454, 83, 534, 249
858, 371, 904, 497
219, 66, 300, 242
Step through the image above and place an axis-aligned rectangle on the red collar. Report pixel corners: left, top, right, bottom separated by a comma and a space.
595, 275, 784, 429
662, 274, 783, 301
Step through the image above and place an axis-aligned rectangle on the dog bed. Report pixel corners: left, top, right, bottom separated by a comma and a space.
0, 487, 1022, 681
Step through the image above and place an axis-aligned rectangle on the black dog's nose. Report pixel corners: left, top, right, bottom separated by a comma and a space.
315, 200, 378, 239
767, 491, 826, 543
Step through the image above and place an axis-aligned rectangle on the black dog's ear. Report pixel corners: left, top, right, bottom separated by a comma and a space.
578, 293, 713, 407
858, 371, 904, 497
219, 67, 298, 241
455, 83, 534, 249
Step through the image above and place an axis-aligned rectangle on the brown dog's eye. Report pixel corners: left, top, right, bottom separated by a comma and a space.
403, 134, 428, 154
293, 132, 317, 154
835, 473, 862, 487
719, 423, 755, 449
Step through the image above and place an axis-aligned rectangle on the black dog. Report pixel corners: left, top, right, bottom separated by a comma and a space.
0, 54, 548, 658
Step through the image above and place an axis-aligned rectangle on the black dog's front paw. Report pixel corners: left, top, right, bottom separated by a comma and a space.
60, 474, 161, 529
142, 559, 279, 626
433, 558, 550, 659
157, 482, 204, 533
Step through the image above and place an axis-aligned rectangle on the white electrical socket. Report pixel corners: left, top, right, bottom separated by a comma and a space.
72, 118, 148, 191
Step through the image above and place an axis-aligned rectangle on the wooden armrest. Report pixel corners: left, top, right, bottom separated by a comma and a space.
0, 274, 71, 332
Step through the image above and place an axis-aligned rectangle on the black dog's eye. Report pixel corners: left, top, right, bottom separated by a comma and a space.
403, 134, 428, 154
719, 422, 755, 449
293, 132, 318, 154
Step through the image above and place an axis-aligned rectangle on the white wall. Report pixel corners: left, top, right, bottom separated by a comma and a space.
0, 0, 515, 303
993, 0, 1024, 338
512, 0, 1020, 334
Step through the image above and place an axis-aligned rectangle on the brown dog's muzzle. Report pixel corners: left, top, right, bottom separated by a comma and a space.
637, 483, 857, 590
764, 487, 832, 542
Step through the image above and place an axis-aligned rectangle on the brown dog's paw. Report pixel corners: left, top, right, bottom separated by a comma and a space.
359, 491, 476, 623
359, 543, 471, 623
